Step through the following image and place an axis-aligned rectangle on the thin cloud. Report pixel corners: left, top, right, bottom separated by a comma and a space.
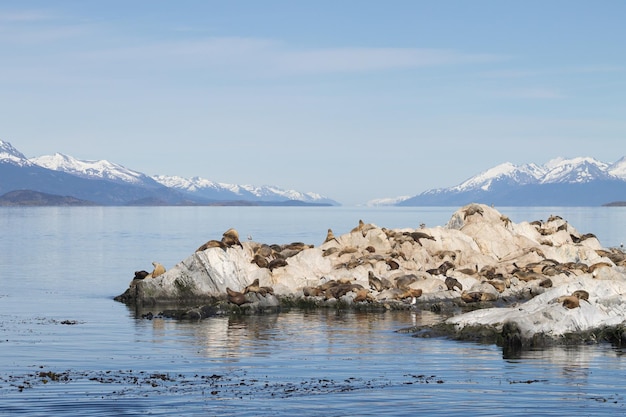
85, 37, 502, 76
0, 10, 56, 23
493, 88, 566, 99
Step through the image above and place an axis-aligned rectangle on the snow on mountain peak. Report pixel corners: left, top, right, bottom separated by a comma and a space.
451, 162, 545, 192
540, 156, 611, 184
29, 153, 148, 185
0, 140, 30, 165
608, 156, 626, 180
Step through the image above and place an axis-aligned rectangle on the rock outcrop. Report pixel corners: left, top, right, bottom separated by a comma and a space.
115, 203, 626, 346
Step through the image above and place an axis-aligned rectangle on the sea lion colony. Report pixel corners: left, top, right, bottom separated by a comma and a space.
129, 204, 626, 309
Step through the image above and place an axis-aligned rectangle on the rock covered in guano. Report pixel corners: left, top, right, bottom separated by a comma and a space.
115, 203, 626, 345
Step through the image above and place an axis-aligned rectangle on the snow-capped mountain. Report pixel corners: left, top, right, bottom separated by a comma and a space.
396, 156, 626, 207
0, 140, 338, 206
448, 162, 546, 193
30, 153, 160, 188
540, 157, 613, 184
152, 175, 338, 205
0, 141, 31, 166
365, 196, 412, 207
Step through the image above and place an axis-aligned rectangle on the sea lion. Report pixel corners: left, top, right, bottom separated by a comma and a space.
484, 280, 505, 293
255, 244, 273, 258
368, 271, 383, 291
226, 287, 249, 306
500, 215, 512, 228
322, 247, 340, 257
428, 261, 455, 276
461, 291, 496, 303
434, 250, 457, 261
539, 278, 553, 288
351, 219, 365, 233
221, 228, 243, 248
394, 274, 419, 290
454, 264, 478, 276
386, 259, 400, 270
251, 254, 269, 268
151, 262, 166, 278
353, 288, 375, 303
337, 246, 358, 257
196, 239, 226, 252
571, 290, 589, 301
243, 278, 261, 294
323, 228, 339, 244
303, 286, 322, 297
408, 231, 436, 245
559, 295, 580, 309
463, 204, 484, 220
588, 262, 612, 274
133, 270, 149, 280
268, 258, 288, 271
445, 276, 463, 291
395, 288, 423, 300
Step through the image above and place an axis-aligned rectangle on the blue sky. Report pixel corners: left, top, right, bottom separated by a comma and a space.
1, 1, 624, 205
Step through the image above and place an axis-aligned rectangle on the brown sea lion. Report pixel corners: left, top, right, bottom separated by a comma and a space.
571, 290, 589, 301
368, 271, 383, 291
255, 244, 273, 258
500, 215, 512, 228
351, 219, 365, 233
268, 258, 288, 271
485, 280, 505, 293
196, 239, 226, 252
303, 286, 322, 297
463, 204, 484, 219
151, 262, 166, 278
243, 278, 261, 294
222, 228, 243, 248
386, 259, 400, 270
445, 276, 463, 291
353, 288, 375, 303
226, 287, 249, 306
394, 274, 419, 290
251, 254, 269, 268
323, 228, 339, 244
408, 231, 436, 245
395, 288, 423, 300
539, 278, 553, 288
559, 295, 580, 309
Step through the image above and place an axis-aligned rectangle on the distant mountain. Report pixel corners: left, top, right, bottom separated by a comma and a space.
0, 140, 339, 206
395, 156, 626, 207
30, 152, 163, 189
152, 175, 338, 205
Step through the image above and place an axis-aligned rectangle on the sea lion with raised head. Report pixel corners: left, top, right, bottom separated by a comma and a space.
571, 289, 589, 301
151, 262, 166, 278
445, 276, 463, 291
323, 228, 339, 244
243, 278, 261, 294
133, 270, 149, 280
559, 295, 580, 309
222, 228, 243, 249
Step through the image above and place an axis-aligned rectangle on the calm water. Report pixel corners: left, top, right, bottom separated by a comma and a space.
1, 206, 626, 416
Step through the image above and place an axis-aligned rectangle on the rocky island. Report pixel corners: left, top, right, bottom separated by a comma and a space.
115, 204, 626, 350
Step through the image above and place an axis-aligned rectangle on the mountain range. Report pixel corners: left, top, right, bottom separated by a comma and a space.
0, 141, 339, 206
387, 156, 626, 207
2, 140, 626, 207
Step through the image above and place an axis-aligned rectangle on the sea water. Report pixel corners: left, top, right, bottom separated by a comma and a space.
1, 206, 626, 416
